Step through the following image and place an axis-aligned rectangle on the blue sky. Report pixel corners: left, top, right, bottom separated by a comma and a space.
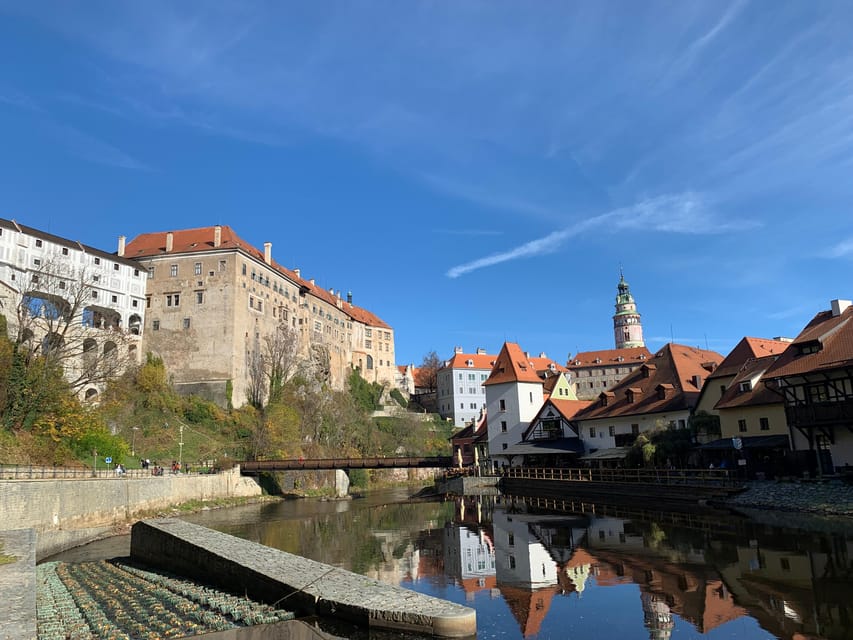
2, 2, 852, 367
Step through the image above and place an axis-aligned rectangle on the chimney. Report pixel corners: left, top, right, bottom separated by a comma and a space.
347, 291, 352, 304
309, 278, 315, 285
294, 268, 300, 278
165, 232, 173, 252
539, 352, 547, 358
831, 299, 852, 317
264, 242, 272, 265
117, 235, 126, 257
477, 348, 486, 355
213, 225, 222, 248
455, 346, 463, 354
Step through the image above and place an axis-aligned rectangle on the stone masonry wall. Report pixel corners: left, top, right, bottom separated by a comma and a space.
0, 468, 260, 559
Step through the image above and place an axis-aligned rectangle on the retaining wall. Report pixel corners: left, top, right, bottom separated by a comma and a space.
0, 468, 261, 559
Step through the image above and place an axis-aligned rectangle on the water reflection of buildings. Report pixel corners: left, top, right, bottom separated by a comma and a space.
438, 497, 852, 640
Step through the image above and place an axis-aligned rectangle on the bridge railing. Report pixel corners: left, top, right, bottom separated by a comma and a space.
240, 456, 454, 472
501, 466, 740, 488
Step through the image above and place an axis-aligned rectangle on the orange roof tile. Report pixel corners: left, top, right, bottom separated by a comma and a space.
575, 343, 724, 420
483, 342, 545, 386
567, 346, 652, 367
765, 304, 853, 378
714, 356, 783, 410
708, 337, 790, 380
125, 226, 390, 328
442, 352, 497, 370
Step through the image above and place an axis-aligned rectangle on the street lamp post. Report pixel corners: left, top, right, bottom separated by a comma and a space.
178, 425, 184, 473
131, 427, 139, 457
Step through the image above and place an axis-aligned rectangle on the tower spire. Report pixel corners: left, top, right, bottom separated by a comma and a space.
613, 270, 645, 349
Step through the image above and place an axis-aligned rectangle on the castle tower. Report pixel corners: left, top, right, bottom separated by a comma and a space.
613, 270, 645, 349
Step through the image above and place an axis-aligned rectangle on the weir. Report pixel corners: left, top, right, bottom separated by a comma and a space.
131, 518, 477, 638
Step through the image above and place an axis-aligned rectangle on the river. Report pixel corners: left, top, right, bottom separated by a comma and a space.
46, 486, 853, 640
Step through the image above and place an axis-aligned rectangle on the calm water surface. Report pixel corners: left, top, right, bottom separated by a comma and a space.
51, 487, 853, 640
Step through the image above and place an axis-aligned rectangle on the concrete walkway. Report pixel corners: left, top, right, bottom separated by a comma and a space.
0, 529, 36, 640
131, 519, 477, 638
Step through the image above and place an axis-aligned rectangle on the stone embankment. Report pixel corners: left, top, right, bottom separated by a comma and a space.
722, 478, 853, 516
0, 467, 261, 559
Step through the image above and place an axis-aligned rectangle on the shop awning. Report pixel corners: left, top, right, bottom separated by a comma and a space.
502, 438, 585, 456
578, 446, 632, 461
697, 435, 790, 451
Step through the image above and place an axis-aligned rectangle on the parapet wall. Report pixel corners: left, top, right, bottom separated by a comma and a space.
0, 468, 260, 559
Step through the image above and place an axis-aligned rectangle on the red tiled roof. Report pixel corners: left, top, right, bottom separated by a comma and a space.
708, 337, 790, 380
483, 342, 545, 386
442, 352, 497, 370
575, 343, 724, 420
714, 356, 783, 410
125, 226, 390, 328
765, 305, 853, 378
567, 346, 652, 367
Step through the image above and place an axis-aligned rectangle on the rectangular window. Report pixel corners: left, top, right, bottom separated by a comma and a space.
738, 419, 747, 433
147, 267, 154, 279
242, 263, 247, 275
589, 427, 596, 437
113, 263, 119, 271
501, 421, 507, 432
152, 320, 160, 330
111, 295, 118, 303
468, 387, 476, 394
170, 264, 178, 277
219, 260, 226, 272
133, 268, 139, 276
35, 239, 42, 247
609, 426, 615, 436
499, 399, 506, 411
502, 443, 508, 451
132, 300, 138, 308
146, 296, 151, 308
62, 247, 68, 255
760, 417, 770, 431
365, 328, 372, 337
91, 290, 97, 298
183, 318, 190, 330
631, 424, 639, 435
166, 294, 180, 307
196, 291, 204, 304
93, 275, 100, 282
257, 300, 262, 312
365, 339, 372, 349
194, 262, 202, 275
33, 258, 40, 266
94, 257, 100, 265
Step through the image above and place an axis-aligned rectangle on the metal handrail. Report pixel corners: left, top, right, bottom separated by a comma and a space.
0, 464, 221, 480
501, 466, 739, 487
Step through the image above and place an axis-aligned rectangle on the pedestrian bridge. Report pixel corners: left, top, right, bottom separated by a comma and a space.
240, 456, 454, 474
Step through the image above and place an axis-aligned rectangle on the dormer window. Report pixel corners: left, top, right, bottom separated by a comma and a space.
797, 341, 821, 356
738, 380, 752, 392
626, 387, 642, 403
641, 364, 656, 378
656, 383, 674, 400
467, 359, 474, 367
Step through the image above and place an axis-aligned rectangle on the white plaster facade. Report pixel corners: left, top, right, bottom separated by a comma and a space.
0, 219, 145, 400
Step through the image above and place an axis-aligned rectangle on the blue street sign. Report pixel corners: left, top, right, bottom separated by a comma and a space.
105, 456, 113, 464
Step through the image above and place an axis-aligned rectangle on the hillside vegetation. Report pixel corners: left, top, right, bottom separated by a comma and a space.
0, 316, 451, 469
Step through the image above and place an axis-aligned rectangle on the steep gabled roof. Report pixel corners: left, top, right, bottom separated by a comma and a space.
708, 337, 790, 380
125, 226, 390, 328
483, 342, 544, 386
567, 346, 652, 368
765, 303, 853, 378
575, 343, 724, 420
714, 356, 783, 410
523, 398, 592, 440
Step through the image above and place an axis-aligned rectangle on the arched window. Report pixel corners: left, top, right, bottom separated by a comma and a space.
366, 355, 374, 370
84, 388, 99, 402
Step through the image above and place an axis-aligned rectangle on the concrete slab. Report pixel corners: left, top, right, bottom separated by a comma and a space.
0, 529, 37, 640
131, 518, 476, 638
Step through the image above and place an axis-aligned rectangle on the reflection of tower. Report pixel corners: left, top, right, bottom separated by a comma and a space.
613, 270, 645, 349
641, 592, 674, 640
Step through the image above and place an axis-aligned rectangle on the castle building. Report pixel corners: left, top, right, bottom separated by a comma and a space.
0, 218, 146, 401
123, 225, 395, 408
613, 271, 645, 349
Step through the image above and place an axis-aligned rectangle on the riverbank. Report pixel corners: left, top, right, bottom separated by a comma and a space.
721, 478, 853, 516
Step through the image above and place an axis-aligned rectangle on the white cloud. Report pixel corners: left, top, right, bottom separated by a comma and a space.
446, 193, 759, 278
827, 237, 853, 259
